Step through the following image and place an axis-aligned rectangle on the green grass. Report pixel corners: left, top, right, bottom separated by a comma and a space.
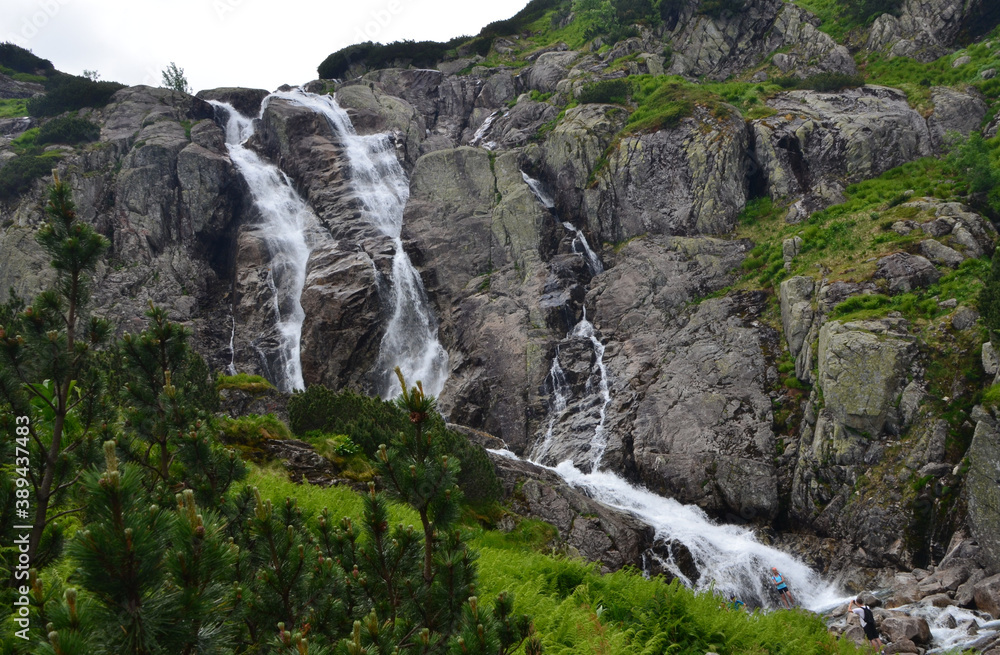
246, 465, 866, 655
216, 372, 274, 393
0, 98, 27, 118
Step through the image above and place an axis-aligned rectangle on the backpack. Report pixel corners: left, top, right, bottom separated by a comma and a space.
862, 606, 876, 628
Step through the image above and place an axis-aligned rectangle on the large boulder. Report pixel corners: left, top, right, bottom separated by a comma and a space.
873, 252, 942, 294
866, 0, 988, 62
967, 415, 1000, 574
818, 319, 915, 436
974, 574, 1000, 618
752, 87, 932, 209
926, 86, 988, 151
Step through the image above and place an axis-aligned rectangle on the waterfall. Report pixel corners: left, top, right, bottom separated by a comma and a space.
520, 170, 555, 209
268, 89, 449, 399
211, 100, 313, 392
529, 350, 570, 463
511, 166, 845, 611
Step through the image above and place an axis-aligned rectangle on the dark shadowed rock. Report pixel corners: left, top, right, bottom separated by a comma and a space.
198, 87, 271, 117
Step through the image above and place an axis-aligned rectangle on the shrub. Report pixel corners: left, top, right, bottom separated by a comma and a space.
0, 42, 54, 75
27, 73, 125, 117
698, 0, 746, 18
577, 78, 630, 104
317, 36, 470, 80
288, 385, 502, 505
774, 73, 865, 92
218, 413, 292, 446
0, 153, 58, 200
216, 372, 274, 393
36, 116, 100, 146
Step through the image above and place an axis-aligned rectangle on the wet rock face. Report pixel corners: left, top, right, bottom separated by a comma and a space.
1, 85, 242, 373
491, 454, 653, 572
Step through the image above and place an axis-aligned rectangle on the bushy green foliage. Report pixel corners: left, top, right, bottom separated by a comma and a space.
27, 74, 125, 117
698, 0, 746, 18
318, 36, 470, 80
35, 116, 100, 146
288, 385, 502, 506
0, 42, 54, 75
774, 72, 866, 92
577, 78, 630, 104
0, 98, 28, 118
947, 132, 1000, 213
216, 372, 274, 392
218, 413, 292, 446
0, 153, 59, 200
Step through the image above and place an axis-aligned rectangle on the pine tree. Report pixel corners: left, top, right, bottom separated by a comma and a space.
0, 173, 112, 564
43, 442, 238, 655
116, 302, 241, 504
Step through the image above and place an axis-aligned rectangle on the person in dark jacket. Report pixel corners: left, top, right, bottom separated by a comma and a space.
849, 598, 884, 652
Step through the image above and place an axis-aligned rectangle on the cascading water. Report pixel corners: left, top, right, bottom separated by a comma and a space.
211, 100, 313, 392
530, 352, 569, 464
513, 169, 845, 610
267, 89, 449, 399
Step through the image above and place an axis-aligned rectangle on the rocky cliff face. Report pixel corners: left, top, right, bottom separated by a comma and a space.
3, 0, 1000, 595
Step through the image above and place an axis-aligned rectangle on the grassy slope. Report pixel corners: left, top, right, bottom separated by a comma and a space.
251, 467, 865, 655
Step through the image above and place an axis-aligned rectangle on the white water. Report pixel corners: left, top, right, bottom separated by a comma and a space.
268, 90, 449, 399
515, 167, 844, 611
569, 314, 611, 470
521, 170, 556, 209
529, 351, 570, 463
563, 222, 604, 276
212, 100, 313, 392
471, 109, 503, 150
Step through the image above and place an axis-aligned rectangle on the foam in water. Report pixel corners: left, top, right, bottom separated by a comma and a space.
211, 100, 313, 392
529, 351, 570, 463
554, 461, 845, 610
571, 314, 611, 469
268, 90, 449, 399
517, 166, 844, 610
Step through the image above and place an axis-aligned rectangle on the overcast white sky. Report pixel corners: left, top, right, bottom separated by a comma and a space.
2, 0, 531, 92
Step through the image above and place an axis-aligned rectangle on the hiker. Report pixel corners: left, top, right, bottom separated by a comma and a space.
770, 567, 795, 608
728, 594, 745, 611
849, 598, 883, 652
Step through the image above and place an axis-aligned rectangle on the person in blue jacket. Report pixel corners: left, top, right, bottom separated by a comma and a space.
771, 567, 795, 608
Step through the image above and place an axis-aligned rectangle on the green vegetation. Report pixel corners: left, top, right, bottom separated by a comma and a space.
0, 42, 54, 75
288, 384, 502, 506
792, 0, 903, 41
35, 116, 100, 146
577, 78, 631, 104
0, 98, 28, 118
27, 74, 125, 117
0, 152, 60, 201
160, 61, 191, 94
979, 245, 1000, 344
318, 36, 474, 80
216, 372, 275, 392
